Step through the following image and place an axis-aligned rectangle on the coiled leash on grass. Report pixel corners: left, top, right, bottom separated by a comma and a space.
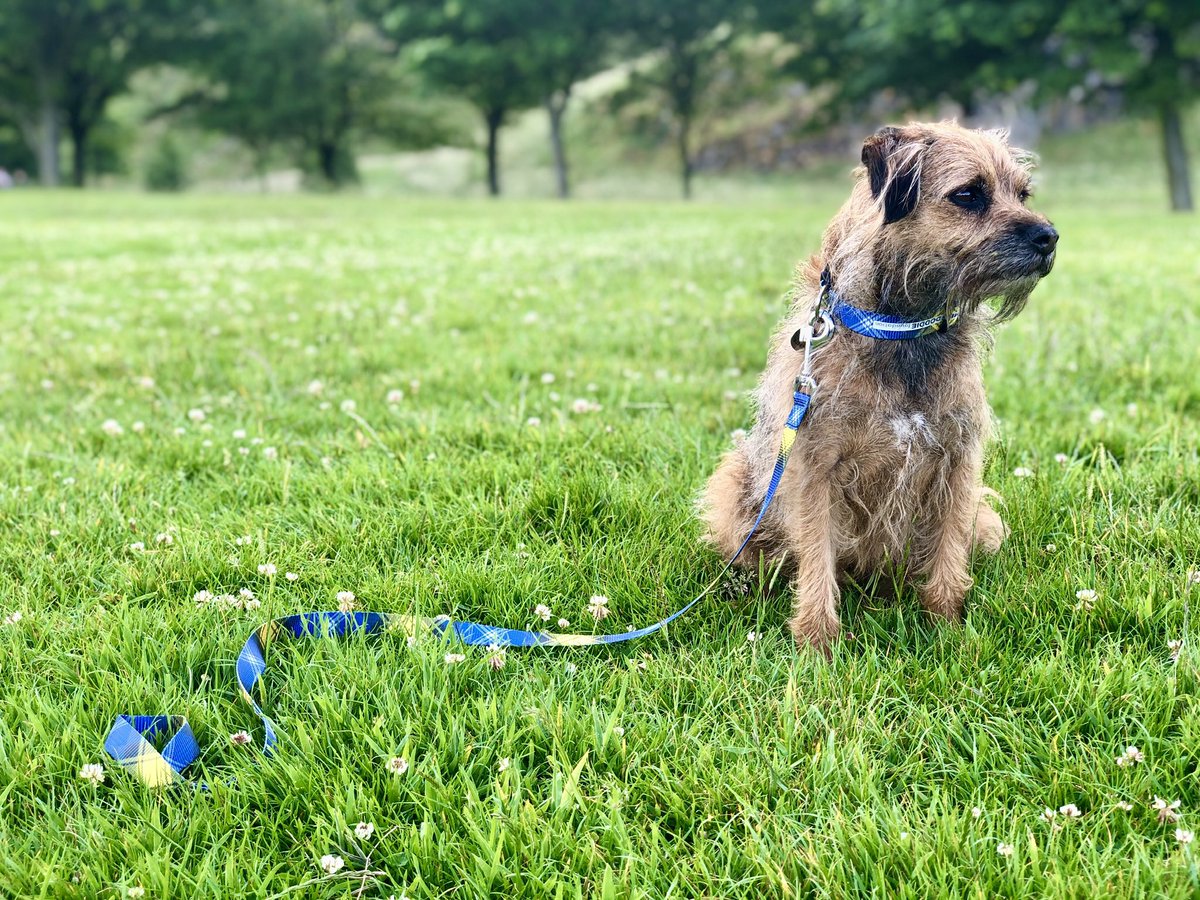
106, 268, 958, 787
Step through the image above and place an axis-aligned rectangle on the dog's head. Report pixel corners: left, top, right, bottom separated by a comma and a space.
855, 121, 1057, 320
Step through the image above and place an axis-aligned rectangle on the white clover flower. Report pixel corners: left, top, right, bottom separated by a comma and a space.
193, 590, 214, 605
319, 854, 344, 875
1154, 797, 1182, 823
540, 372, 555, 384
487, 643, 507, 671
286, 572, 299, 582
386, 756, 409, 775
79, 763, 105, 784
1116, 745, 1144, 767
613, 726, 625, 737
1040, 808, 1056, 823
187, 408, 206, 422
131, 421, 145, 433
155, 532, 173, 545
137, 376, 155, 389
1059, 803, 1082, 818
354, 821, 375, 840
2, 610, 23, 626
444, 653, 465, 664
1012, 466, 1033, 478
233, 428, 247, 439
127, 888, 145, 899
996, 842, 1014, 857
587, 595, 610, 621
230, 731, 252, 746
534, 604, 552, 622
263, 446, 278, 460
101, 419, 124, 437
526, 417, 541, 427
557, 618, 570, 629
129, 541, 145, 552
239, 588, 255, 601
497, 757, 511, 773
1089, 408, 1107, 424
1116, 801, 1134, 811
972, 807, 983, 819
1176, 829, 1194, 846
570, 398, 601, 414
258, 563, 277, 577
307, 380, 325, 396
336, 591, 356, 612
747, 631, 761, 643
339, 399, 357, 413
386, 389, 404, 404
1054, 452, 1069, 464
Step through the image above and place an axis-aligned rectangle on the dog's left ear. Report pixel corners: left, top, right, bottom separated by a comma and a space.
862, 126, 927, 225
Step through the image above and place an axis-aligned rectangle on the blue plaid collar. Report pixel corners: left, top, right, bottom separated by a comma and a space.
817, 267, 961, 340
829, 294, 961, 340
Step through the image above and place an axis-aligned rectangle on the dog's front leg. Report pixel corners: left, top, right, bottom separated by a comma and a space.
786, 477, 841, 652
916, 458, 979, 621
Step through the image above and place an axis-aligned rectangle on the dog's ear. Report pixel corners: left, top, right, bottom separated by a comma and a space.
862, 126, 925, 225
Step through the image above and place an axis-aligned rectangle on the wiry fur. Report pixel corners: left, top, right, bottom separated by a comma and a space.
700, 121, 1057, 651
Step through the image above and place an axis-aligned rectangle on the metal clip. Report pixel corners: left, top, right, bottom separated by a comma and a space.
789, 310, 835, 352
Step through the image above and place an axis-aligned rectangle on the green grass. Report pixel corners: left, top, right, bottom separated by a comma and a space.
1, 175, 1199, 899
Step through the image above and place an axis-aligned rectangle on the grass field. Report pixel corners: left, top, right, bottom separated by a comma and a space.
1, 170, 1199, 899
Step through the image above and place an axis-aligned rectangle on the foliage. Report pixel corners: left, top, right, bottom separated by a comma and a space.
386, 0, 550, 195
0, 0, 206, 186
609, 0, 753, 198
143, 132, 188, 191
184, 0, 440, 187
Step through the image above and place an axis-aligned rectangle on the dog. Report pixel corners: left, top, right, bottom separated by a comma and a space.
701, 121, 1058, 651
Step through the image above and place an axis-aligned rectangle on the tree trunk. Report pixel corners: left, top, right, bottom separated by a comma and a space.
546, 92, 570, 199
485, 108, 503, 197
678, 117, 693, 201
35, 98, 60, 187
69, 120, 87, 188
318, 140, 337, 185
1160, 103, 1193, 212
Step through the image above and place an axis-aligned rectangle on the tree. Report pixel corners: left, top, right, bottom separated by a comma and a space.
616, 0, 751, 199
184, 0, 436, 187
759, 0, 1198, 211
0, 0, 205, 187
1055, 0, 1199, 211
385, 1, 545, 196
522, 0, 619, 198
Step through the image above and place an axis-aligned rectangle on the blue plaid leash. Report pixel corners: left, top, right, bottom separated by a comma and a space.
104, 268, 956, 787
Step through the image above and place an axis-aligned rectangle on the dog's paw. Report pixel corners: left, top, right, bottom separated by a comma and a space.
788, 613, 839, 657
973, 492, 1008, 554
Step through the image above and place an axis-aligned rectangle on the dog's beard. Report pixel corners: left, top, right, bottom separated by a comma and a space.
874, 246, 1050, 323
951, 248, 1052, 322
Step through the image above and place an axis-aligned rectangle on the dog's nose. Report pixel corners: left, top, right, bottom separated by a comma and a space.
1027, 223, 1059, 256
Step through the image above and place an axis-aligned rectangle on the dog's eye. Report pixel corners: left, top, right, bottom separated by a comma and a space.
948, 186, 988, 211
1018, 187, 1033, 203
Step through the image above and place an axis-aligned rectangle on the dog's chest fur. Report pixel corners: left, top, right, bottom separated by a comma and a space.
746, 314, 989, 571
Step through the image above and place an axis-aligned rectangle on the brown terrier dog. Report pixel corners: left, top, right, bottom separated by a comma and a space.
701, 121, 1058, 651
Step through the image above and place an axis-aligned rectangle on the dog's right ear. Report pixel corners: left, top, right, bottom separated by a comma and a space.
862, 126, 923, 225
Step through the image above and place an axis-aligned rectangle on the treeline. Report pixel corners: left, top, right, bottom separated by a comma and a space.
0, 0, 1196, 208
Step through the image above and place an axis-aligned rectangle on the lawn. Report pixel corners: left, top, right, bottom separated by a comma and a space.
1, 176, 1198, 899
